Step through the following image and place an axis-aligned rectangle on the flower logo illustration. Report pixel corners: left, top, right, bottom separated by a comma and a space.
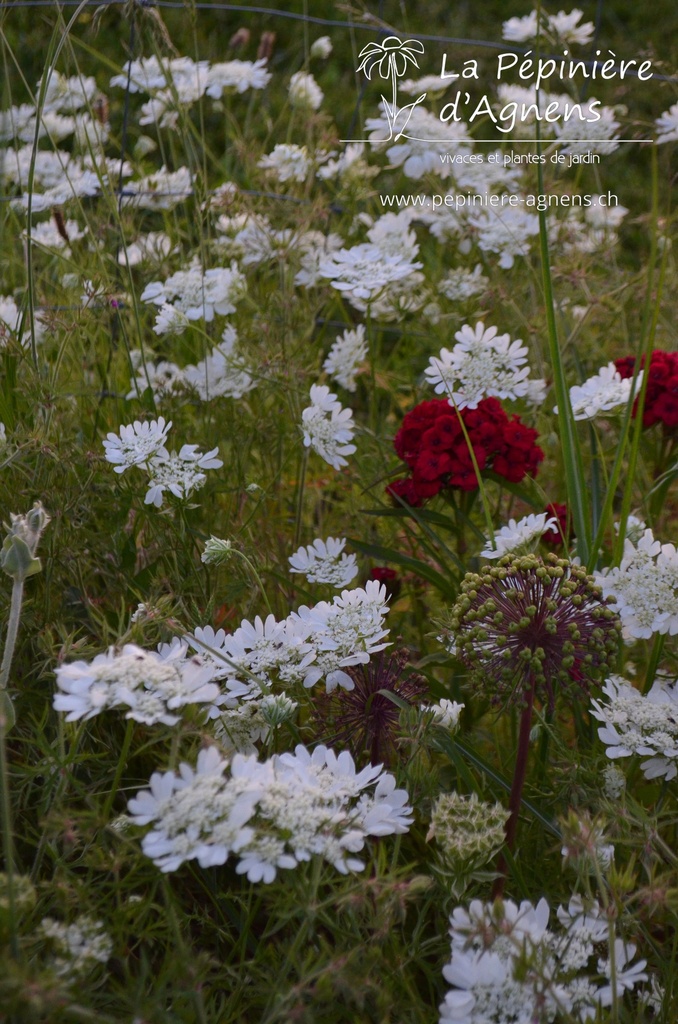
356, 36, 427, 140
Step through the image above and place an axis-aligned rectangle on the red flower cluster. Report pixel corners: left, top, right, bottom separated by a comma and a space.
615, 350, 678, 429
542, 502, 571, 547
388, 398, 544, 507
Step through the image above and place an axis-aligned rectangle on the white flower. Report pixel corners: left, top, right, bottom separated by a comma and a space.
41, 916, 112, 978
102, 417, 171, 473
399, 74, 449, 96
440, 894, 647, 1024
558, 363, 643, 421
555, 102, 620, 155
424, 322, 534, 409
595, 528, 678, 639
53, 643, 219, 725
121, 166, 193, 210
423, 699, 464, 730
0, 295, 47, 348
467, 205, 540, 269
439, 265, 488, 302
126, 352, 185, 403
615, 514, 647, 545
182, 326, 255, 401
548, 9, 595, 44
129, 743, 411, 878
602, 763, 626, 798
201, 536, 234, 565
316, 143, 377, 185
152, 303, 190, 337
289, 537, 358, 587
118, 231, 174, 268
656, 102, 678, 144
367, 105, 471, 179
141, 261, 246, 322
317, 242, 422, 306
310, 36, 332, 59
205, 59, 271, 97
144, 445, 223, 507
502, 11, 539, 41
258, 143, 310, 183
591, 674, 678, 781
289, 580, 390, 692
288, 71, 323, 110
25, 217, 86, 253
39, 71, 98, 113
323, 324, 368, 392
481, 513, 559, 559
301, 383, 356, 470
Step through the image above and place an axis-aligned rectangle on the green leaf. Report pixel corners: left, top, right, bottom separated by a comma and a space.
434, 733, 561, 838
347, 538, 457, 597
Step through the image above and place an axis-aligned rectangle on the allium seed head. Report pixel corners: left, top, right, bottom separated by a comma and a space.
312, 648, 427, 767
442, 553, 621, 709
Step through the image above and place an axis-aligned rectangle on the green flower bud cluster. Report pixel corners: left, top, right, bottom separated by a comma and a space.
427, 791, 509, 873
442, 554, 621, 708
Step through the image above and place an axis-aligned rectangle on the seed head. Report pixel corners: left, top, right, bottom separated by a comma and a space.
442, 553, 621, 708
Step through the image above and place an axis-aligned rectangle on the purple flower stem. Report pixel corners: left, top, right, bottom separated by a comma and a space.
493, 673, 536, 898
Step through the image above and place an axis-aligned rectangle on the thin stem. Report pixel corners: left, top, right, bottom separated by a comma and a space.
293, 449, 308, 552
493, 674, 536, 897
102, 718, 134, 819
0, 712, 18, 958
0, 579, 24, 691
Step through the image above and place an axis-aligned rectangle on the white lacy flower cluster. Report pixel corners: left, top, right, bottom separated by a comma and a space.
323, 324, 368, 392
301, 384, 356, 470
591, 675, 678, 781
559, 363, 643, 421
481, 512, 558, 559
595, 528, 678, 639
53, 643, 221, 726
656, 102, 678, 145
186, 579, 390, 699
425, 322, 546, 409
127, 327, 256, 404
41, 915, 112, 979
141, 258, 246, 326
258, 143, 311, 183
102, 417, 222, 507
128, 743, 412, 880
317, 242, 423, 311
502, 9, 594, 44
212, 693, 299, 756
109, 55, 270, 128
289, 536, 358, 588
440, 896, 647, 1024
0, 295, 47, 349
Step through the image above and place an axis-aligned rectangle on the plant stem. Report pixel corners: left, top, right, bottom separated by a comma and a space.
103, 718, 134, 819
493, 674, 536, 897
0, 579, 24, 692
0, 711, 18, 958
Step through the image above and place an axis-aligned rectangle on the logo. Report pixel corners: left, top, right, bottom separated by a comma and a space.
352, 36, 427, 141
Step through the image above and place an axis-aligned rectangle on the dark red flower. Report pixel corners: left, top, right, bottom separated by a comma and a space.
615, 350, 678, 430
368, 567, 401, 602
542, 502, 572, 547
388, 398, 544, 507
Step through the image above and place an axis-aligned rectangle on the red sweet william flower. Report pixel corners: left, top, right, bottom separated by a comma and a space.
542, 502, 572, 547
388, 397, 543, 506
615, 350, 678, 430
